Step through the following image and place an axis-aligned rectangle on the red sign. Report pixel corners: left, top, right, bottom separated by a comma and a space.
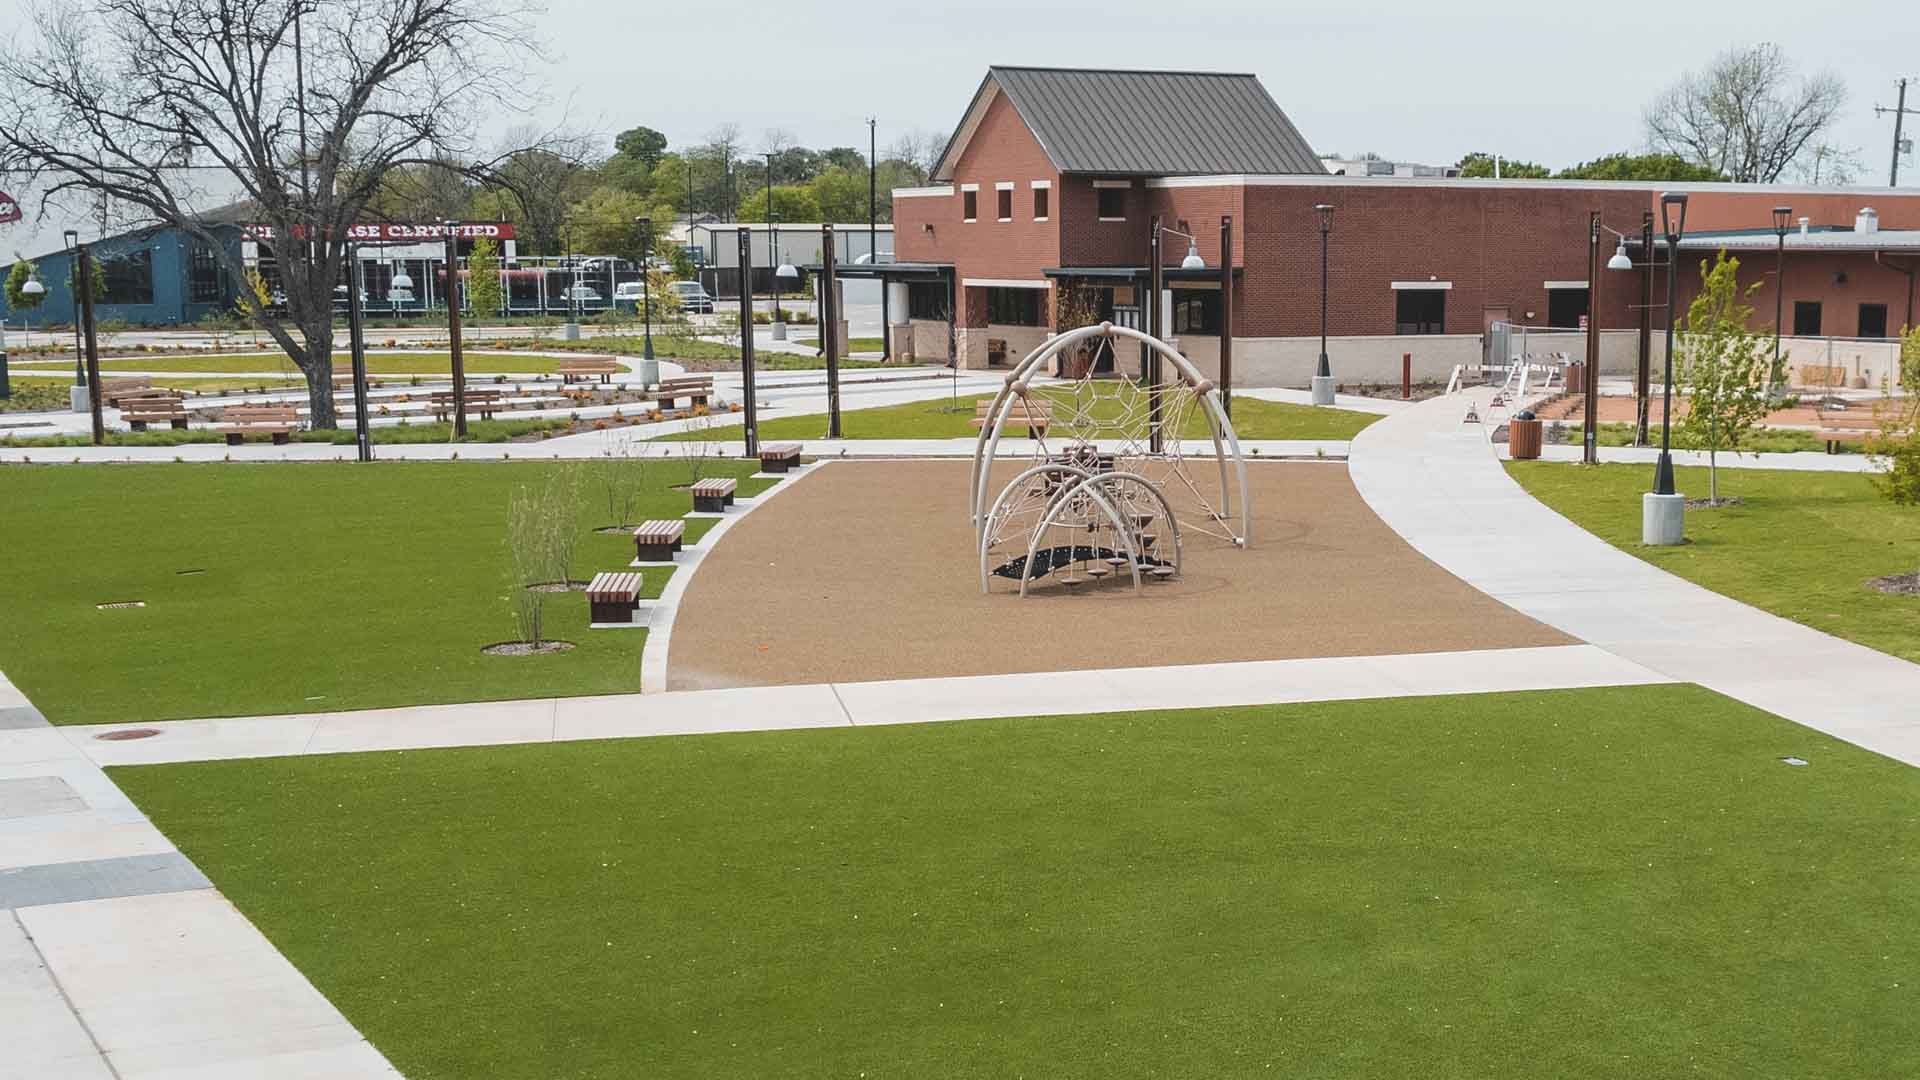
0, 191, 21, 226
243, 221, 515, 242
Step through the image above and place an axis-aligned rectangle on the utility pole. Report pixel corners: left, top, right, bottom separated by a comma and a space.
1877, 78, 1916, 186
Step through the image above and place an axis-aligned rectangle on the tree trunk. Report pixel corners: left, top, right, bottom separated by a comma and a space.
301, 316, 338, 429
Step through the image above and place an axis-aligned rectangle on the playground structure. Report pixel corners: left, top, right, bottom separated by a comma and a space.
971, 323, 1250, 595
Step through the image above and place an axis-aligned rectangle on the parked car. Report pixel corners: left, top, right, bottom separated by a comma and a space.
562, 284, 603, 304
669, 280, 713, 313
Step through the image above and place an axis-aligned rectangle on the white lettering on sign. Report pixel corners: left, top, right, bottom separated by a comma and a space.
241, 221, 515, 242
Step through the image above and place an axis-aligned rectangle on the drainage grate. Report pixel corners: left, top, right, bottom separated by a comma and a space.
95, 728, 162, 741
95, 601, 146, 610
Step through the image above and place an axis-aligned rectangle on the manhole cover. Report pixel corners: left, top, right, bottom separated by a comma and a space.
95, 728, 162, 741
95, 601, 146, 610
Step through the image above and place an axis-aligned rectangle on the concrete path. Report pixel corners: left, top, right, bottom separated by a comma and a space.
0, 672, 398, 1078
1350, 386, 1920, 767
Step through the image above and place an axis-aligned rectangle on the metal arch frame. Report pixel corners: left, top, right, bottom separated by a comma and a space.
1018, 475, 1141, 596
977, 461, 1094, 593
968, 322, 1251, 546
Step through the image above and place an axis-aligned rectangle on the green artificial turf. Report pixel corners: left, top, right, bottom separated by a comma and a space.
1562, 422, 1863, 455
0, 461, 772, 724
1509, 462, 1920, 662
115, 683, 1920, 1079
0, 417, 578, 448
659, 391, 1378, 442
11, 351, 573, 376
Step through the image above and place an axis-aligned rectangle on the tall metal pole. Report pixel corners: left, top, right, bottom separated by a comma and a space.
736, 229, 759, 458
822, 224, 842, 438
1583, 211, 1600, 466
74, 243, 103, 445
871, 116, 887, 361
1885, 78, 1910, 188
443, 220, 467, 438
64, 231, 84, 388
347, 243, 373, 462
637, 217, 655, 365
1655, 195, 1687, 497
1148, 216, 1164, 454
1771, 206, 1791, 393
1219, 215, 1234, 419
1318, 213, 1331, 377
1635, 211, 1653, 446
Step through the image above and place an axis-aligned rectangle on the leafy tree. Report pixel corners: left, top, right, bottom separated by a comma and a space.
658, 236, 695, 279
4, 257, 45, 311
819, 147, 865, 173
569, 187, 651, 260
1556, 152, 1725, 182
1645, 43, 1845, 182
1456, 152, 1550, 178
67, 257, 105, 302
1676, 252, 1772, 505
736, 185, 821, 223
809, 166, 866, 222
1869, 329, 1920, 567
466, 236, 504, 319
613, 126, 668, 170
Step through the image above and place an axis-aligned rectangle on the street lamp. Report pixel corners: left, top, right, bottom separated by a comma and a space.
1644, 192, 1689, 545
1312, 204, 1335, 405
63, 229, 82, 390
1585, 216, 1642, 465
635, 217, 656, 371
1771, 205, 1792, 393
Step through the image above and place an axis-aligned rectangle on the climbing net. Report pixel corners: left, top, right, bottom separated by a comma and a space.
971, 323, 1250, 596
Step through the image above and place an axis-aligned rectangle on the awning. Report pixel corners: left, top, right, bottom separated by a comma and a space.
808, 261, 953, 281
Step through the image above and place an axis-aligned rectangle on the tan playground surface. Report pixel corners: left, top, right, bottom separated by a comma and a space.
666, 460, 1570, 690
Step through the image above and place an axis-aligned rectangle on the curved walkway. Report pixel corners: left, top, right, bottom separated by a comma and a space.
1349, 387, 1920, 767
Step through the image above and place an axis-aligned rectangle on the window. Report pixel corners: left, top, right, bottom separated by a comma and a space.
1171, 289, 1221, 335
1097, 187, 1126, 220
189, 244, 224, 303
1395, 289, 1445, 334
1546, 288, 1588, 330
996, 188, 1013, 221
986, 287, 1043, 326
962, 189, 977, 221
1033, 186, 1049, 220
907, 281, 948, 321
99, 248, 154, 305
1793, 300, 1822, 337
1859, 303, 1889, 339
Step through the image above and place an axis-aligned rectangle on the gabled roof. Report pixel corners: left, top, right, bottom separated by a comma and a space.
932, 66, 1324, 181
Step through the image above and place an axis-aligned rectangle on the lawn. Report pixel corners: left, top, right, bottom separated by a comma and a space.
1563, 422, 1863, 455
13, 351, 575, 376
115, 683, 1920, 1079
660, 391, 1379, 442
0, 461, 773, 724
1509, 462, 1920, 662
1, 416, 578, 448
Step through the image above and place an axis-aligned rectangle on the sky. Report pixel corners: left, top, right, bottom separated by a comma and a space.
539, 0, 1915, 184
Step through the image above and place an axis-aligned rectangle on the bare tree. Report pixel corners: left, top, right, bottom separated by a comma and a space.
0, 0, 549, 428
702, 123, 743, 221
1796, 143, 1865, 186
1644, 43, 1847, 183
885, 129, 945, 184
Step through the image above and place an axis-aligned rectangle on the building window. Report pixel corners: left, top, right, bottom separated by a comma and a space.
1859, 303, 1889, 339
1546, 288, 1588, 330
1171, 289, 1221, 335
189, 244, 224, 304
996, 188, 1013, 221
986, 287, 1043, 326
1034, 186, 1049, 220
1395, 289, 1445, 334
99, 248, 154, 305
1097, 187, 1126, 220
962, 190, 977, 221
907, 281, 948, 321
1793, 300, 1822, 337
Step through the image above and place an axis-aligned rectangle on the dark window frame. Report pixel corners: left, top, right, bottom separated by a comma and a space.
1171, 289, 1222, 335
907, 281, 949, 321
1033, 186, 1049, 220
986, 287, 1043, 327
962, 189, 977, 221
99, 248, 155, 305
1096, 186, 1126, 220
1793, 300, 1822, 337
996, 187, 1013, 221
1859, 303, 1889, 339
188, 244, 225, 304
1546, 287, 1589, 330
1395, 288, 1446, 335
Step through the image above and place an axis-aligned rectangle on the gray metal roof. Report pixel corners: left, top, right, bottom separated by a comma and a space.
935, 66, 1324, 180
1673, 228, 1920, 253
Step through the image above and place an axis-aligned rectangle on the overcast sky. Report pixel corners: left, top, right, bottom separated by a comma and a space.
544, 0, 1914, 185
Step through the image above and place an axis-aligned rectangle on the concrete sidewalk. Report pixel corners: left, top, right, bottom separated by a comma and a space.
1350, 387, 1920, 767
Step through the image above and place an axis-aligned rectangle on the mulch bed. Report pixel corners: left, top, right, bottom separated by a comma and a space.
481, 640, 576, 656
1867, 572, 1920, 597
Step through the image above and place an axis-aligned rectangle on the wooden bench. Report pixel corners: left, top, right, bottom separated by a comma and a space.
100, 377, 155, 406
585, 571, 644, 625
214, 405, 299, 445
122, 393, 190, 431
559, 358, 622, 384
971, 397, 1053, 438
429, 388, 503, 421
690, 477, 736, 513
758, 442, 802, 473
632, 519, 686, 562
655, 376, 714, 411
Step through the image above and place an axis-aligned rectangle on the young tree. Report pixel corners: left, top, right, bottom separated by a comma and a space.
0, 0, 550, 428
1869, 330, 1920, 583
1677, 252, 1773, 505
1644, 43, 1846, 182
466, 236, 504, 320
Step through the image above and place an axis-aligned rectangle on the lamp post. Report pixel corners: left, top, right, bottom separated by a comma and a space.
63, 230, 83, 394
1582, 214, 1636, 466
769, 213, 790, 341
736, 228, 759, 457
1220, 214, 1234, 418
1634, 210, 1654, 446
1312, 204, 1336, 405
346, 242, 373, 462
65, 230, 104, 442
443, 219, 467, 438
1771, 205, 1792, 394
821, 223, 841, 438
1643, 192, 1688, 546
1146, 220, 1209, 452
636, 217, 656, 373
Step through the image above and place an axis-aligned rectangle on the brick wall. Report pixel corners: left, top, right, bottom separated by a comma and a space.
1675, 249, 1917, 338
893, 90, 1059, 281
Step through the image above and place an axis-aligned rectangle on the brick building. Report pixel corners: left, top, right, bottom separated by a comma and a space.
869, 65, 1920, 388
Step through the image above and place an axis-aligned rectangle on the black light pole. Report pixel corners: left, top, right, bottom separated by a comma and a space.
1220, 214, 1234, 419
63, 230, 84, 390
1654, 193, 1688, 497
1771, 205, 1792, 393
869, 116, 887, 361
736, 229, 759, 457
636, 217, 656, 365
822, 223, 842, 437
1148, 216, 1164, 454
1635, 211, 1654, 446
1313, 203, 1334, 405
70, 236, 103, 445
443, 220, 467, 438
346, 242, 373, 462
1584, 211, 1602, 466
